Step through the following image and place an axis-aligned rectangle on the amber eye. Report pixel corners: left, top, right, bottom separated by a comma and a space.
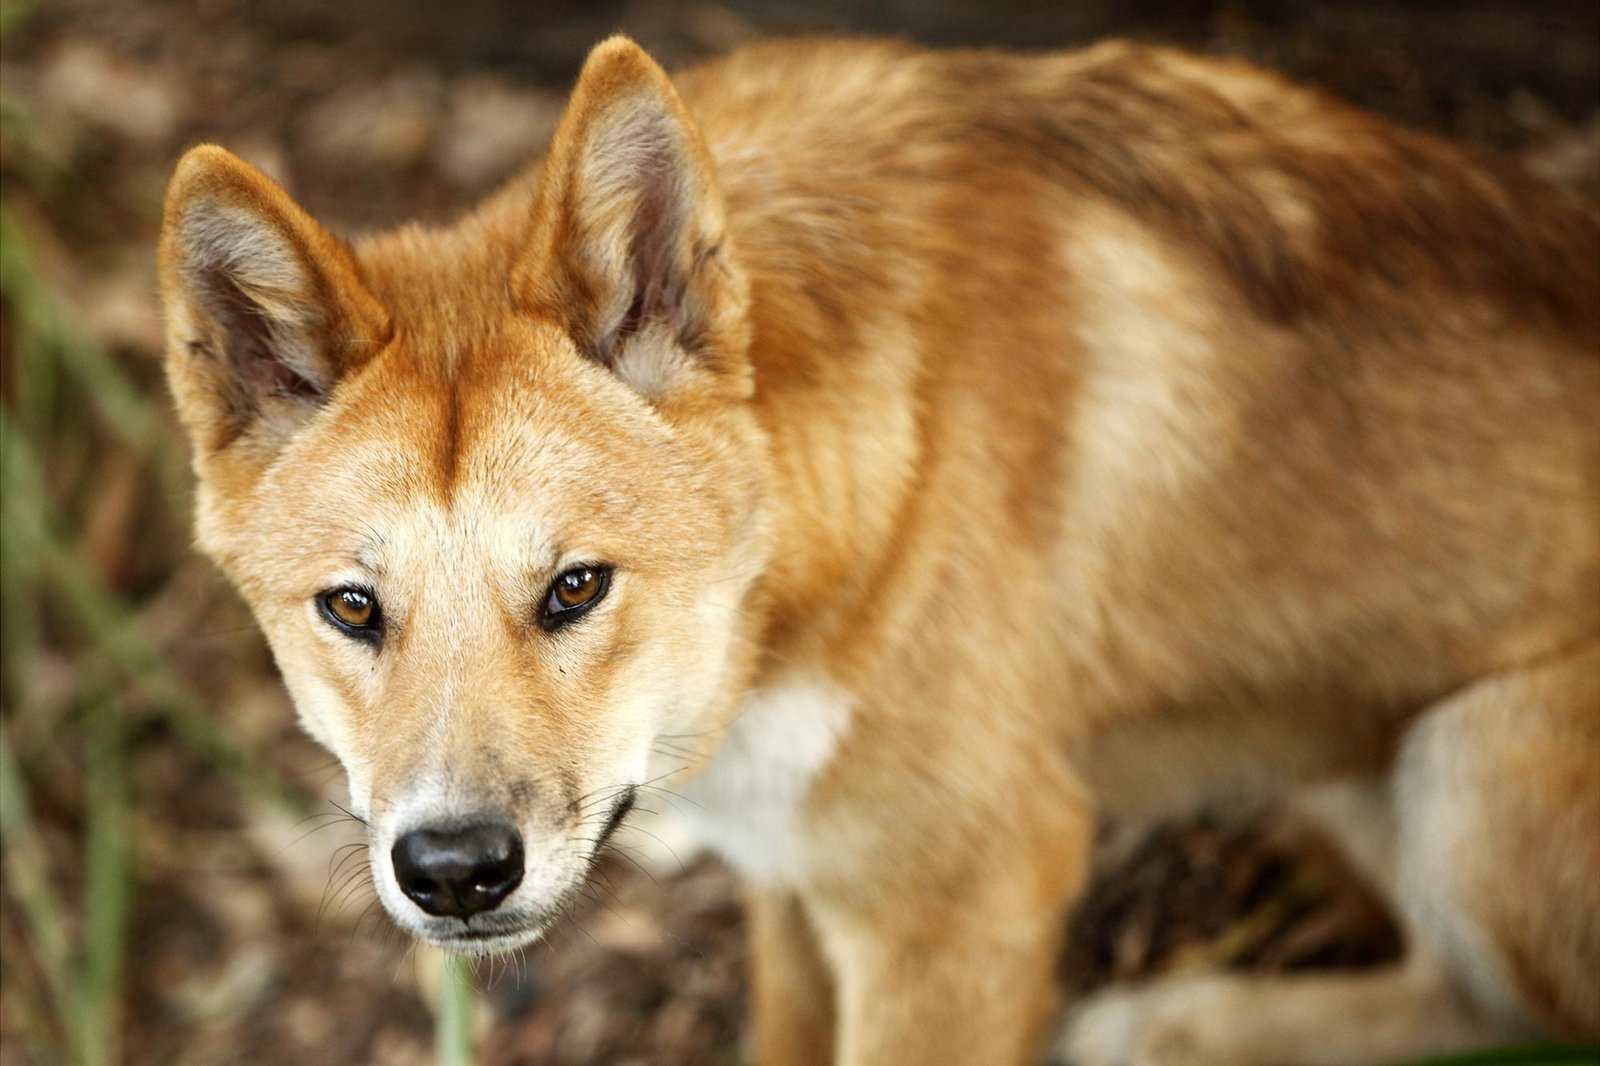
541, 566, 610, 630
319, 587, 381, 641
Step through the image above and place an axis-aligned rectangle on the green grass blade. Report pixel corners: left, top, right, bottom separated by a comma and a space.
0, 0, 40, 39
436, 953, 477, 1066
0, 417, 306, 815
0, 940, 67, 1066
0, 202, 190, 504
0, 390, 44, 716
76, 688, 133, 1066
0, 727, 76, 1052
1390, 1043, 1600, 1066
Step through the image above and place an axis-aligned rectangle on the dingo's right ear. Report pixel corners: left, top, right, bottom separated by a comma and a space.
159, 146, 389, 455
518, 38, 750, 401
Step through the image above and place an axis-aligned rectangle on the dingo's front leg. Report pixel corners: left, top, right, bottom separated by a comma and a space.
749, 889, 837, 1066
806, 760, 1093, 1066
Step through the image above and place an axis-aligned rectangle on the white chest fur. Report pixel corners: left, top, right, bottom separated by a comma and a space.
678, 678, 853, 885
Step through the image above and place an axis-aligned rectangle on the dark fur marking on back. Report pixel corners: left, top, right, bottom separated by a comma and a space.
952, 48, 1600, 334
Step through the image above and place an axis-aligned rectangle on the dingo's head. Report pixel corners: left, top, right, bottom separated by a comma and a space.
160, 39, 767, 952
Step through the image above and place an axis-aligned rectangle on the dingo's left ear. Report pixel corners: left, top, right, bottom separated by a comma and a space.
519, 37, 749, 399
159, 146, 390, 455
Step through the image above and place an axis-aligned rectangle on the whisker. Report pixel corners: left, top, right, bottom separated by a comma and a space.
330, 799, 370, 828
610, 823, 685, 877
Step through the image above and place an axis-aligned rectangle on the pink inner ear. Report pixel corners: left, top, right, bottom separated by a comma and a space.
237, 350, 323, 399
588, 133, 692, 365
196, 264, 328, 403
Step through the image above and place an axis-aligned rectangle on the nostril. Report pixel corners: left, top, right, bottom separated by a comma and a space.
391, 820, 524, 920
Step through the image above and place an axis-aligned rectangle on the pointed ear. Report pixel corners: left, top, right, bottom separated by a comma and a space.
517, 37, 749, 399
159, 145, 390, 454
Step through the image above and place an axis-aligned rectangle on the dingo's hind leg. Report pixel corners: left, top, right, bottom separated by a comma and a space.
1057, 642, 1600, 1065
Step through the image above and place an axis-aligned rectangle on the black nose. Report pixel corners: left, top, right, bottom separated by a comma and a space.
391, 821, 524, 919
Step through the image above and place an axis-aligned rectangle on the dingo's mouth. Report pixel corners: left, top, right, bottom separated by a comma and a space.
378, 785, 641, 957
430, 925, 549, 956
406, 906, 560, 956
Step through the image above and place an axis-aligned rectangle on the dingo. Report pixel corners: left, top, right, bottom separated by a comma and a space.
160, 36, 1599, 1065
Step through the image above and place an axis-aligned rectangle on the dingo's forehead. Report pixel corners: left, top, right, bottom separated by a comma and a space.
229, 323, 723, 598
299, 326, 654, 494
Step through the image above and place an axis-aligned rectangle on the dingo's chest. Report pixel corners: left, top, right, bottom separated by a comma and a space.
678, 678, 853, 885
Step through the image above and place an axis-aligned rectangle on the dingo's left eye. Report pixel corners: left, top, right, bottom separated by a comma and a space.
320, 587, 382, 641
541, 565, 610, 630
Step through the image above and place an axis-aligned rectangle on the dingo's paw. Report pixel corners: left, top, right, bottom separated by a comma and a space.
1052, 977, 1238, 1066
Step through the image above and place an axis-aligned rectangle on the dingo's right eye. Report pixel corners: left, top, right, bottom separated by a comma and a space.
319, 587, 382, 642
540, 565, 610, 631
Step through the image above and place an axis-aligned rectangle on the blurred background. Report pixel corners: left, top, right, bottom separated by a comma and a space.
0, 1, 1596, 1064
